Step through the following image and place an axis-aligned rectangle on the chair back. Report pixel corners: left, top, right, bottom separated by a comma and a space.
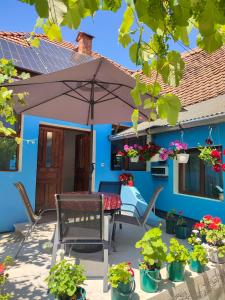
55, 193, 104, 243
141, 186, 163, 225
98, 181, 122, 195
14, 182, 37, 223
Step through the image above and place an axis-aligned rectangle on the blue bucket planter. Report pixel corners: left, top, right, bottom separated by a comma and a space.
140, 268, 161, 293
175, 225, 188, 239
167, 262, 185, 282
111, 279, 135, 300
55, 287, 86, 300
189, 259, 205, 273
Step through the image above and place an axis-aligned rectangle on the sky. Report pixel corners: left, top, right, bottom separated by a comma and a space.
0, 0, 197, 71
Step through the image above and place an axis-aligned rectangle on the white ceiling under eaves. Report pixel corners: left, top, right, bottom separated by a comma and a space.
110, 94, 225, 140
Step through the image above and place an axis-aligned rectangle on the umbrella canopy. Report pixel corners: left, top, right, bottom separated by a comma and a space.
7, 57, 149, 192
9, 57, 148, 124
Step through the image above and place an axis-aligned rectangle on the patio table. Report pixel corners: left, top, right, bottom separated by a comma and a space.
62, 191, 122, 212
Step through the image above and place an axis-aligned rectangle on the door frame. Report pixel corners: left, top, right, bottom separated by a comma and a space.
36, 122, 96, 196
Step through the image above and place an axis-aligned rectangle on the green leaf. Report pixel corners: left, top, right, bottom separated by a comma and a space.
43, 21, 62, 41
131, 85, 142, 107
119, 6, 134, 35
35, 0, 49, 18
102, 0, 122, 12
30, 37, 40, 48
118, 33, 131, 48
144, 98, 154, 109
157, 93, 181, 125
131, 109, 139, 130
129, 43, 138, 63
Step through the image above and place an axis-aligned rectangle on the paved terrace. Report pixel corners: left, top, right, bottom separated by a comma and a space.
0, 223, 225, 300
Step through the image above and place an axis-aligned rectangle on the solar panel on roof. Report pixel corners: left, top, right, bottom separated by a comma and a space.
0, 37, 94, 74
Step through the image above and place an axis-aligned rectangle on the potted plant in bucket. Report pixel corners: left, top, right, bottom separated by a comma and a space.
46, 260, 86, 300
205, 224, 225, 264
135, 227, 167, 293
189, 245, 208, 273
175, 211, 188, 239
108, 262, 135, 300
166, 238, 189, 282
166, 209, 176, 234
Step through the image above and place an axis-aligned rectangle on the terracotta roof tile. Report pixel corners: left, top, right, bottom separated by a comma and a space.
137, 46, 225, 107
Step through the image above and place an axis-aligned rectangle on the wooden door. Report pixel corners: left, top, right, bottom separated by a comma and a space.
36, 125, 64, 211
74, 133, 91, 191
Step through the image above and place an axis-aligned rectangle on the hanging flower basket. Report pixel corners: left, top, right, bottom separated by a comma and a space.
130, 156, 139, 163
177, 153, 189, 164
150, 153, 160, 162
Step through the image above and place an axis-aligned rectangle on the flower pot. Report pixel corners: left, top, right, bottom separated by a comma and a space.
167, 261, 185, 282
166, 219, 176, 234
207, 246, 225, 264
139, 268, 160, 293
130, 156, 139, 163
111, 279, 135, 300
56, 287, 86, 300
177, 153, 189, 164
150, 153, 160, 162
189, 259, 205, 273
175, 225, 188, 239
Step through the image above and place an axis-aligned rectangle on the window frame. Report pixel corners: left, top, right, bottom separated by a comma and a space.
0, 116, 21, 172
178, 146, 223, 200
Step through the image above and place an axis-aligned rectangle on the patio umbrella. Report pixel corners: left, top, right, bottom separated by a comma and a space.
7, 57, 149, 192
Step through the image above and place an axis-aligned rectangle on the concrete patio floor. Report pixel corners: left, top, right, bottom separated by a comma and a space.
0, 222, 225, 300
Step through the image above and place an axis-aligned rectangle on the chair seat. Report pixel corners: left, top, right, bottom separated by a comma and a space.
114, 214, 141, 226
62, 225, 101, 241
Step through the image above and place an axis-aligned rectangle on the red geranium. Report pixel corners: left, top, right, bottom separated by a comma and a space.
211, 150, 221, 159
203, 215, 213, 221
222, 164, 225, 171
194, 222, 205, 229
208, 223, 219, 230
0, 264, 5, 275
213, 164, 221, 172
213, 217, 221, 224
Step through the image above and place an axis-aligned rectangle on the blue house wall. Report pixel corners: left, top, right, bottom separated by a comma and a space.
1, 114, 225, 232
0, 115, 152, 232
152, 123, 225, 223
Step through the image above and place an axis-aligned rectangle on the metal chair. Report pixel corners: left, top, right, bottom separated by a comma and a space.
14, 182, 56, 259
51, 193, 109, 292
112, 186, 164, 238
98, 181, 122, 195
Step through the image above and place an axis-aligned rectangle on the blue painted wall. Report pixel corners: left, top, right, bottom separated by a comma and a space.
0, 115, 152, 232
152, 123, 225, 222
2, 114, 224, 232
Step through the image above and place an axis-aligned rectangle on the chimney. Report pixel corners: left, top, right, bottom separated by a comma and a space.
76, 32, 94, 55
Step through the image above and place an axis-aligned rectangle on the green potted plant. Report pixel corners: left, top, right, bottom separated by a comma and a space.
205, 224, 225, 264
166, 209, 176, 234
0, 256, 13, 300
189, 245, 208, 273
46, 260, 86, 300
175, 211, 188, 239
108, 262, 135, 300
135, 227, 167, 293
166, 238, 189, 282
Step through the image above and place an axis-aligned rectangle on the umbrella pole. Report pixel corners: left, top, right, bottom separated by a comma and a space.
88, 124, 94, 194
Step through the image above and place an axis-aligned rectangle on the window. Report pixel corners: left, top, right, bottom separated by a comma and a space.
111, 131, 147, 171
179, 147, 223, 200
0, 117, 20, 171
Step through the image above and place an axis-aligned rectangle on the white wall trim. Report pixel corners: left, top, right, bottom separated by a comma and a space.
173, 159, 179, 194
